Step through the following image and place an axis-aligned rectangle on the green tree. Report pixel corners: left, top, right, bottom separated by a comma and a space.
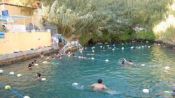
40, 0, 172, 45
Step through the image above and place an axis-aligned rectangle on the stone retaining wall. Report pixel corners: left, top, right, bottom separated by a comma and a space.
0, 47, 58, 66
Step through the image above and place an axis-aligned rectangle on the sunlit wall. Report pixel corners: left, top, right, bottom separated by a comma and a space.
0, 32, 52, 55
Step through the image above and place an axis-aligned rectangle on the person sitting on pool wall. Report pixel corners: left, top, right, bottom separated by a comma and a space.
91, 79, 108, 91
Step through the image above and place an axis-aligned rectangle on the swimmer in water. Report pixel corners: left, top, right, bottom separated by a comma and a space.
36, 73, 41, 81
172, 87, 175, 98
127, 60, 134, 65
40, 52, 44, 58
33, 60, 37, 63
28, 64, 32, 70
31, 62, 34, 66
121, 59, 125, 65
91, 79, 108, 91
121, 58, 134, 65
52, 56, 55, 59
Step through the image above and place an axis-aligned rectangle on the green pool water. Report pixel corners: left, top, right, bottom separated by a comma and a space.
1, 43, 175, 98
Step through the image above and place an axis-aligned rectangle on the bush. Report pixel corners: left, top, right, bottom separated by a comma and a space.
79, 31, 156, 45
133, 32, 155, 41
79, 33, 92, 46
118, 33, 131, 41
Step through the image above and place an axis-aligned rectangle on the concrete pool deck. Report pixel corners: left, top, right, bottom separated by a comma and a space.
0, 47, 59, 66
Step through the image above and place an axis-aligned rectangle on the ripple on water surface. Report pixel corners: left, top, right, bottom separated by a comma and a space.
1, 44, 175, 98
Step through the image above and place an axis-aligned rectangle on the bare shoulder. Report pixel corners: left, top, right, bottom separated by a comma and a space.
91, 83, 97, 87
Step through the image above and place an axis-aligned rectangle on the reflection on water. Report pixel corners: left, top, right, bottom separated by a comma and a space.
150, 46, 175, 82
1, 44, 175, 98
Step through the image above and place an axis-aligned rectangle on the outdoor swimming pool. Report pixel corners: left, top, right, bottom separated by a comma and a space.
1, 43, 175, 98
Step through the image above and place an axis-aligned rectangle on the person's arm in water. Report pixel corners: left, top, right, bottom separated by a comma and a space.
103, 85, 108, 90
90, 83, 96, 89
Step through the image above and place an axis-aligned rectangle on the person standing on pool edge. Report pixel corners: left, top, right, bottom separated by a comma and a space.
91, 79, 108, 91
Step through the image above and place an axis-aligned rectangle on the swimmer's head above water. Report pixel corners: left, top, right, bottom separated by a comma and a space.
98, 79, 103, 84
36, 73, 42, 81
31, 62, 34, 65
37, 73, 41, 77
128, 60, 132, 62
172, 87, 175, 97
34, 60, 37, 63
28, 64, 32, 70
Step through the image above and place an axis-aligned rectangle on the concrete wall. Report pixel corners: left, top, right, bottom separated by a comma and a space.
0, 4, 35, 24
0, 32, 52, 55
0, 3, 42, 27
1, 5, 34, 16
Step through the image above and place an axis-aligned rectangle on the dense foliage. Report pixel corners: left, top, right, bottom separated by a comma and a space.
10, 0, 175, 45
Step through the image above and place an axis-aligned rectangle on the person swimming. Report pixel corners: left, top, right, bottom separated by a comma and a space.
40, 52, 44, 58
36, 73, 41, 81
127, 60, 134, 65
121, 59, 125, 65
28, 64, 32, 70
121, 58, 134, 66
172, 87, 175, 98
33, 60, 37, 63
91, 79, 108, 91
31, 62, 34, 66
